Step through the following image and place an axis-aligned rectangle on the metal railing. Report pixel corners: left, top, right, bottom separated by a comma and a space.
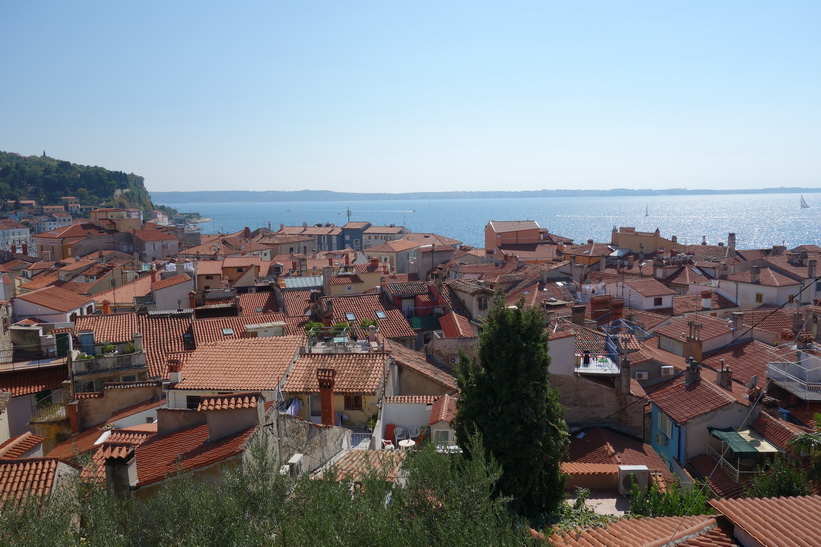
706, 444, 760, 483
768, 363, 821, 393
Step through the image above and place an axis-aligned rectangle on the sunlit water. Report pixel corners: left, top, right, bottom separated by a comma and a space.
156, 193, 821, 249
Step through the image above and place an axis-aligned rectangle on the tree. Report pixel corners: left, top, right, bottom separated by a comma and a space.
788, 413, 821, 482
744, 457, 810, 498
453, 292, 568, 517
629, 478, 712, 517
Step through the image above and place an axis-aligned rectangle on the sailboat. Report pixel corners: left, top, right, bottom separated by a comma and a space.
800, 195, 810, 209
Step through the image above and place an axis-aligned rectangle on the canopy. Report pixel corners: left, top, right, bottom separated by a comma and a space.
708, 427, 781, 456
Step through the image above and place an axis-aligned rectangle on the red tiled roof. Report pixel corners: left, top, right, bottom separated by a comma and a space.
175, 336, 301, 391
75, 313, 138, 344
194, 260, 224, 276
192, 313, 290, 345
151, 273, 191, 292
282, 290, 314, 318
93, 275, 153, 305
672, 292, 736, 315
197, 394, 259, 411
223, 256, 261, 268
0, 432, 45, 459
648, 376, 736, 423
727, 267, 801, 287
741, 308, 795, 337
284, 352, 388, 395
657, 314, 733, 342
487, 220, 540, 233
34, 223, 110, 239
134, 229, 178, 242
382, 281, 428, 295
429, 393, 457, 425
560, 462, 619, 476
709, 495, 821, 546
15, 285, 93, 312
383, 340, 458, 391
702, 340, 787, 387
438, 312, 475, 338
238, 291, 279, 314
568, 427, 673, 479
135, 423, 256, 487
550, 515, 722, 546
623, 278, 677, 297
323, 294, 415, 340
319, 450, 404, 482
139, 313, 194, 378
383, 395, 439, 404
0, 458, 66, 509
0, 366, 69, 397
330, 273, 363, 285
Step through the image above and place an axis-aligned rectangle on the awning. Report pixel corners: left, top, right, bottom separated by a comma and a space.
708, 427, 781, 456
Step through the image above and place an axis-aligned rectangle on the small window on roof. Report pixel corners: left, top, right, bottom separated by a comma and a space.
345, 312, 356, 321
255, 307, 263, 313
375, 310, 387, 319
222, 328, 234, 336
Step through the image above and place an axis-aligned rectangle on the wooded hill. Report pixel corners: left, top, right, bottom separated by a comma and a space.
0, 151, 155, 212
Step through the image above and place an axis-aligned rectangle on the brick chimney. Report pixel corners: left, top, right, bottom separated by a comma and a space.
101, 300, 112, 314
750, 266, 760, 284
609, 298, 624, 322
167, 359, 183, 385
243, 226, 251, 239
715, 359, 733, 390
21, 243, 28, 256
322, 265, 332, 295
571, 304, 586, 326
188, 290, 197, 310
67, 400, 81, 434
316, 368, 337, 427
684, 357, 701, 386
684, 321, 703, 362
150, 267, 157, 284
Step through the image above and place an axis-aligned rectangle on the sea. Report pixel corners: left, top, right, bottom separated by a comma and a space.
154, 193, 821, 250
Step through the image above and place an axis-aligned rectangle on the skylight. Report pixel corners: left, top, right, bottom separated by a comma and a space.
222, 328, 234, 336
345, 312, 356, 321
375, 310, 387, 319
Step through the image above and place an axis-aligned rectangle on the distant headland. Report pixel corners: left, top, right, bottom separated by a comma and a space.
151, 187, 821, 203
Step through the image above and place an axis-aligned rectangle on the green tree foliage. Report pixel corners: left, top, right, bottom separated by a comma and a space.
628, 478, 712, 517
0, 437, 535, 546
788, 414, 821, 482
744, 457, 810, 498
453, 292, 569, 517
0, 151, 154, 212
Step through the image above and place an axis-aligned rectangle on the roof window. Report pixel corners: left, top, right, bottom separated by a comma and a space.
222, 328, 234, 336
375, 310, 387, 319
345, 312, 356, 321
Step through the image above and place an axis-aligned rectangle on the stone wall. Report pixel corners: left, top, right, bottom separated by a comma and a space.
277, 413, 351, 473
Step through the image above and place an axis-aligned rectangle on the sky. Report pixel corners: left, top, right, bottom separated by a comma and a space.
2, 2, 820, 194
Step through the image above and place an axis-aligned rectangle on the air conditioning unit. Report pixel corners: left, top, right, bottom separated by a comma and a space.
661, 365, 675, 377
618, 465, 650, 496
634, 371, 649, 380
287, 453, 304, 477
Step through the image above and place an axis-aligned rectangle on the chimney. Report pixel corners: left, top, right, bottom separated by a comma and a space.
727, 233, 736, 251
322, 265, 332, 295
188, 290, 197, 310
243, 226, 251, 239
793, 311, 803, 334
345, 253, 350, 266
715, 359, 733, 390
809, 259, 817, 279
150, 267, 157, 284
731, 311, 743, 331
627, 255, 635, 269
700, 290, 712, 310
671, 235, 678, 244
105, 446, 137, 496
571, 304, 586, 326
10, 244, 15, 254
67, 400, 81, 434
328, 257, 333, 266
684, 320, 703, 362
368, 324, 378, 343
133, 332, 143, 352
619, 355, 631, 395
701, 236, 707, 246
587, 239, 593, 245
684, 357, 701, 386
167, 359, 183, 385
750, 266, 760, 284
21, 243, 28, 256
610, 298, 624, 322
600, 253, 607, 272
101, 300, 112, 315
316, 368, 337, 427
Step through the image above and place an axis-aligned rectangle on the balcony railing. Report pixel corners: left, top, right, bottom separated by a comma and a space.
574, 354, 620, 375
768, 362, 821, 400
706, 445, 760, 483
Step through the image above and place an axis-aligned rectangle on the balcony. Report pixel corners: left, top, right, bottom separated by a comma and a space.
767, 362, 821, 402
574, 353, 620, 375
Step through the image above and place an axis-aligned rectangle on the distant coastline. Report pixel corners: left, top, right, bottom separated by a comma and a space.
152, 187, 821, 204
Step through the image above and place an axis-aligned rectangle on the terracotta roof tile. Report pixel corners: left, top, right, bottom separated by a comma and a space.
192, 313, 291, 345
709, 495, 821, 545
438, 312, 475, 339
383, 340, 458, 391
741, 308, 796, 338
657, 314, 733, 342
382, 281, 428, 296
139, 313, 194, 378
648, 376, 736, 423
238, 291, 279, 314
322, 294, 415, 340
282, 290, 314, 318
175, 336, 301, 391
672, 292, 736, 315
560, 462, 619, 476
319, 450, 404, 482
687, 453, 749, 499
727, 267, 801, 287
429, 393, 457, 425
550, 515, 721, 546
197, 393, 259, 411
623, 277, 677, 297
93, 275, 153, 305
134, 229, 178, 242
135, 423, 255, 487
703, 340, 788, 387
284, 352, 388, 395
75, 313, 138, 344
15, 285, 94, 313
330, 273, 363, 285
0, 432, 45, 459
569, 427, 673, 479
151, 273, 191, 292
0, 366, 69, 397
0, 458, 65, 509
749, 411, 811, 452
383, 395, 439, 405
487, 220, 541, 233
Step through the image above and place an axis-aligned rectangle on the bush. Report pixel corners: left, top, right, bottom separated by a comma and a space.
629, 477, 712, 517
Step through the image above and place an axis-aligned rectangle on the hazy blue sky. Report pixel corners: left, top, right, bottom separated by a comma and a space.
2, 2, 819, 194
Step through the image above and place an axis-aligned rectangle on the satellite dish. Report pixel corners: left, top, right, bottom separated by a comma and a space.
746, 375, 758, 390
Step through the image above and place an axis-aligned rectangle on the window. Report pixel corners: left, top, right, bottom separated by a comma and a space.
433, 430, 450, 444
816, 281, 821, 292
788, 294, 796, 304
344, 395, 363, 411
478, 297, 488, 311
653, 297, 663, 306
205, 275, 214, 280
755, 293, 763, 304
345, 312, 356, 321
658, 412, 673, 438
353, 239, 360, 248
222, 328, 234, 336
236, 267, 244, 273
375, 310, 387, 319
186, 396, 202, 410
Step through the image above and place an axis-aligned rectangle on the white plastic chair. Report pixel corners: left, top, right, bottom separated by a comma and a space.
381, 439, 395, 450
394, 426, 408, 443
406, 425, 420, 439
